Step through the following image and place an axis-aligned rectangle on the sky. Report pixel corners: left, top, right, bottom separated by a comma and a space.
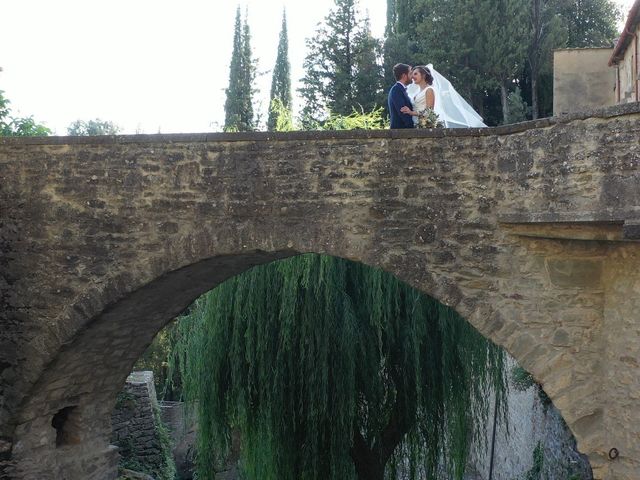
0, 0, 634, 135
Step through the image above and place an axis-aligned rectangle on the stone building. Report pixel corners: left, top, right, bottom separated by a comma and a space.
609, 0, 640, 103
554, 0, 640, 115
553, 47, 616, 115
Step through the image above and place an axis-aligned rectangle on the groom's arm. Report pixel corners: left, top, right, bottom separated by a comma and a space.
389, 86, 409, 115
393, 87, 414, 127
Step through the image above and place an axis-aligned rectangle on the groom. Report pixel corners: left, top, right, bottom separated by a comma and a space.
388, 63, 414, 129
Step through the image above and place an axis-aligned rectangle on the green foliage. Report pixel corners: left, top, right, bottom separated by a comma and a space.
383, 0, 620, 124
558, 0, 620, 48
511, 366, 536, 391
67, 118, 120, 136
526, 0, 567, 119
224, 7, 256, 132
269, 98, 387, 132
352, 16, 386, 112
241, 10, 255, 127
153, 402, 178, 480
510, 435, 589, 480
299, 0, 384, 125
382, 0, 425, 88
505, 87, 531, 124
117, 400, 176, 480
267, 10, 292, 131
477, 0, 530, 123
119, 452, 145, 475
322, 106, 389, 130
524, 442, 544, 480
170, 254, 506, 480
268, 98, 295, 132
134, 321, 182, 400
0, 90, 51, 136
115, 391, 137, 410
511, 366, 552, 411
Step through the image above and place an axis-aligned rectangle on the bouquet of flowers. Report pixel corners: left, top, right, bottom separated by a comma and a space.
416, 108, 443, 129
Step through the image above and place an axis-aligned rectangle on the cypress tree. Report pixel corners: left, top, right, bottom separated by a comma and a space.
385, 0, 396, 37
171, 254, 507, 480
224, 6, 255, 132
299, 0, 384, 125
224, 7, 244, 131
267, 10, 292, 131
240, 9, 255, 130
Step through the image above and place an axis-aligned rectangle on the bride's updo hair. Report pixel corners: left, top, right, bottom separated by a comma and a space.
413, 66, 433, 85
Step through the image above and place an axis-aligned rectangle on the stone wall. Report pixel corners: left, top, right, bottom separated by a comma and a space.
553, 48, 615, 115
159, 402, 195, 479
467, 359, 592, 479
111, 372, 175, 480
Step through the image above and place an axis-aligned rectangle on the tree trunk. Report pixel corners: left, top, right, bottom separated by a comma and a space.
530, 0, 541, 120
531, 68, 539, 119
500, 81, 510, 124
349, 391, 413, 480
350, 430, 385, 480
353, 459, 386, 480
473, 92, 485, 117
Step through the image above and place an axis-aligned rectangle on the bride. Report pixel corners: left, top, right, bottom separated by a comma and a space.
402, 64, 486, 128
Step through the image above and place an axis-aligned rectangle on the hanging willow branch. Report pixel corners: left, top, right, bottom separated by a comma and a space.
169, 254, 507, 480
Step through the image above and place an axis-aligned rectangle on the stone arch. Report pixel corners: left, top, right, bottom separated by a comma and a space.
4, 230, 580, 479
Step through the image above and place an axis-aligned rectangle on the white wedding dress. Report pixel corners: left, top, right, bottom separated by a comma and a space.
409, 86, 439, 126
406, 64, 486, 128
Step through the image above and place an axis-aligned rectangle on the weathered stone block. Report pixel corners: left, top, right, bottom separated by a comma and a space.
546, 258, 603, 289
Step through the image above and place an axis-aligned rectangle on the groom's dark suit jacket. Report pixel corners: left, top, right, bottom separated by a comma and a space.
388, 82, 414, 129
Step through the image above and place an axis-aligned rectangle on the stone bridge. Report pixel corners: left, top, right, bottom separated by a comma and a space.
1, 104, 640, 480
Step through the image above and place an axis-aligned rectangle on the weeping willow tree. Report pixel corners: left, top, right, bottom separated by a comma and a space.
170, 254, 507, 480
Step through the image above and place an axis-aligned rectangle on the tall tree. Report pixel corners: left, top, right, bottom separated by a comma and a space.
299, 0, 384, 125
267, 10, 292, 131
476, 0, 529, 124
224, 7, 255, 132
557, 0, 620, 48
224, 7, 244, 131
241, 10, 255, 127
172, 255, 506, 480
526, 0, 566, 119
352, 15, 385, 112
382, 0, 425, 87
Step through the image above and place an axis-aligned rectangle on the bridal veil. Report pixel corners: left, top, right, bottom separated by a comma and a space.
407, 64, 487, 128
